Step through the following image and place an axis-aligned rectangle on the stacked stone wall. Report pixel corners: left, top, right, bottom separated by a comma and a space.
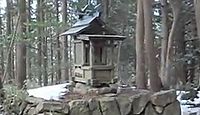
20, 89, 180, 115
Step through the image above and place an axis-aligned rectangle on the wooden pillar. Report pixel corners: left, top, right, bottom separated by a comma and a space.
111, 41, 114, 66
110, 40, 115, 82
89, 41, 94, 66
72, 38, 76, 81
82, 41, 85, 65
116, 41, 122, 82
90, 41, 94, 85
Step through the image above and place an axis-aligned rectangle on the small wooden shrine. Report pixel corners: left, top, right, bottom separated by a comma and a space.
61, 4, 126, 86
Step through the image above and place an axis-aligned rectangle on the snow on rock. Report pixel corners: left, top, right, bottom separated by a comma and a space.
27, 83, 69, 100
177, 91, 200, 115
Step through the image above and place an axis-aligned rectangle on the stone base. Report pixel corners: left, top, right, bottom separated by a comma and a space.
21, 89, 180, 115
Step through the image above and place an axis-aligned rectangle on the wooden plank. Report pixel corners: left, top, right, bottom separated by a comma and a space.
92, 65, 114, 69
77, 35, 89, 41
79, 34, 126, 40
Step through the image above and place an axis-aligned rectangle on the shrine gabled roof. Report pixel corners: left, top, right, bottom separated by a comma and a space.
60, 14, 117, 36
60, 25, 89, 36
60, 15, 100, 36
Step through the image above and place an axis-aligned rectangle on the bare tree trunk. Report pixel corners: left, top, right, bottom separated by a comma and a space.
11, 0, 17, 81
0, 14, 4, 89
194, 0, 200, 86
37, 0, 43, 86
27, 0, 32, 80
165, 0, 182, 88
11, 50, 14, 82
55, 0, 61, 83
50, 35, 54, 84
143, 0, 161, 92
61, 0, 69, 81
42, 1, 48, 86
6, 0, 12, 34
0, 49, 4, 79
135, 0, 146, 89
160, 0, 169, 86
61, 37, 69, 81
6, 0, 14, 82
102, 0, 110, 22
0, 15, 4, 78
26, 45, 32, 80
194, 0, 200, 39
16, 42, 26, 89
10, 3, 15, 82
16, 0, 27, 89
37, 41, 42, 86
42, 37, 48, 86
175, 20, 186, 87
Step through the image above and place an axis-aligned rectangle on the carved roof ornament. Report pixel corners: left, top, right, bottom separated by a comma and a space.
78, 0, 102, 19
60, 0, 118, 36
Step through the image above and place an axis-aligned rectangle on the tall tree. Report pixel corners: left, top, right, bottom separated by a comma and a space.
6, 0, 15, 82
194, 0, 200, 40
0, 12, 4, 89
0, 11, 4, 79
16, 0, 27, 89
27, 0, 32, 80
165, 0, 182, 88
194, 0, 200, 86
42, 32, 48, 86
102, 0, 110, 22
42, 1, 48, 86
37, 0, 43, 86
61, 0, 69, 81
135, 0, 146, 89
160, 0, 169, 86
143, 0, 161, 92
174, 17, 186, 86
55, 0, 61, 83
50, 31, 54, 84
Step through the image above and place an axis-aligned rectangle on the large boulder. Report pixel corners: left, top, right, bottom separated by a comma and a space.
28, 107, 36, 115
130, 92, 151, 114
99, 97, 120, 115
88, 98, 101, 115
163, 101, 181, 115
117, 87, 134, 94
109, 84, 119, 90
38, 112, 63, 115
73, 83, 89, 95
25, 96, 45, 104
97, 87, 117, 95
151, 89, 176, 106
22, 104, 32, 114
116, 96, 132, 115
19, 101, 28, 115
68, 99, 90, 115
154, 106, 164, 114
144, 103, 158, 115
33, 101, 69, 114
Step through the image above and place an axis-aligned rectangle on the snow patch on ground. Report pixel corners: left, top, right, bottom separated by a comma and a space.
27, 83, 69, 100
177, 91, 200, 115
